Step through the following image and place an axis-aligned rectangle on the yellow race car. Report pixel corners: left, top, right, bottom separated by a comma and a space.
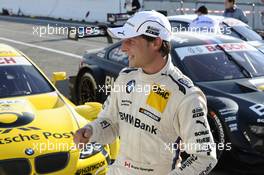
0, 44, 119, 175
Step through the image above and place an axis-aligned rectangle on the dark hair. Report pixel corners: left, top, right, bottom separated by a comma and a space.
141, 35, 171, 57
195, 5, 208, 14
228, 0, 235, 4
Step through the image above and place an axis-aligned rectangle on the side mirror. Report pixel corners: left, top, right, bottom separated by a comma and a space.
74, 102, 102, 121
52, 72, 66, 85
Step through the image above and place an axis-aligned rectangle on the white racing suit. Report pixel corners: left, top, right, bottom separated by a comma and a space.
88, 57, 217, 175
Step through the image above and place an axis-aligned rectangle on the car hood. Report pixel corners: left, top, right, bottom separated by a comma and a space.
0, 92, 80, 158
197, 76, 264, 98
197, 77, 264, 122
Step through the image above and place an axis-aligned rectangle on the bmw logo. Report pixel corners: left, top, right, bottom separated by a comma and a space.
25, 148, 34, 156
126, 80, 136, 94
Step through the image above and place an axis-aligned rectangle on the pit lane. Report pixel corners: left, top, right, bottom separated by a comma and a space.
0, 15, 229, 175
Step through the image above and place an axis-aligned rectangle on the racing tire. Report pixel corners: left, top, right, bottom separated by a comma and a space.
77, 72, 97, 105
207, 110, 226, 160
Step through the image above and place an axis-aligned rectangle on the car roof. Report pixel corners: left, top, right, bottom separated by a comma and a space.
0, 43, 22, 57
171, 32, 244, 48
167, 14, 248, 27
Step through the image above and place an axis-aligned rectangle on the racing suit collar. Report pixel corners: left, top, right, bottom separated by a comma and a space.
139, 55, 173, 82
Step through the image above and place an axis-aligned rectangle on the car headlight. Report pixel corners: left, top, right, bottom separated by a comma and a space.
249, 125, 264, 136
80, 142, 103, 159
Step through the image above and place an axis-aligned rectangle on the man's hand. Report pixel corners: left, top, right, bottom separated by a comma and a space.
73, 126, 93, 149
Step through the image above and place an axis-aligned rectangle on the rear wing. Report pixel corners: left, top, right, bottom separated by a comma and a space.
67, 13, 132, 43
107, 13, 131, 24
256, 30, 264, 39
67, 11, 168, 43
67, 25, 114, 43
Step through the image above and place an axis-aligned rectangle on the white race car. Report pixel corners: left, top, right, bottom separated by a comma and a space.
168, 14, 264, 53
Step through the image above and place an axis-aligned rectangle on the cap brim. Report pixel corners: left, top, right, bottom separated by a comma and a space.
107, 26, 140, 40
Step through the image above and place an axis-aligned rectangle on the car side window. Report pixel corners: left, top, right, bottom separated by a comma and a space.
108, 45, 128, 65
170, 21, 190, 32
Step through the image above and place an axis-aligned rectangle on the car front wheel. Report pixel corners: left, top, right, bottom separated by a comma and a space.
207, 110, 226, 160
77, 72, 97, 105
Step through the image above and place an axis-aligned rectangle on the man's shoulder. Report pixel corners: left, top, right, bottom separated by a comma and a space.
117, 67, 139, 80
120, 67, 139, 74
233, 6, 245, 15
162, 66, 195, 95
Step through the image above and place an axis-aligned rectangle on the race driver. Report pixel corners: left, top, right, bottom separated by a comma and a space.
74, 10, 217, 175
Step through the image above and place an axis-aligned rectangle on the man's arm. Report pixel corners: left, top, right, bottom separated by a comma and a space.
74, 78, 120, 146
169, 91, 217, 175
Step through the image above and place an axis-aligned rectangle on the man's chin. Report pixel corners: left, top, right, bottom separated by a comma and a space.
129, 62, 135, 68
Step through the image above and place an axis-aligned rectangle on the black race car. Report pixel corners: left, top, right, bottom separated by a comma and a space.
69, 32, 264, 173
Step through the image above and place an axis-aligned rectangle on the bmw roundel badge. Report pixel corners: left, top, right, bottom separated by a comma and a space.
25, 148, 34, 156
126, 80, 136, 94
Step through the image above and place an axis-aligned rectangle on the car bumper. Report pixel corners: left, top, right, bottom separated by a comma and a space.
75, 147, 111, 175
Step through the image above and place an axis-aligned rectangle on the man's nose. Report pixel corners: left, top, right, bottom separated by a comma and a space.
121, 39, 129, 52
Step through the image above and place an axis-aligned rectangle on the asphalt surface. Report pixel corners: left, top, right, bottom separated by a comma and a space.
0, 15, 230, 175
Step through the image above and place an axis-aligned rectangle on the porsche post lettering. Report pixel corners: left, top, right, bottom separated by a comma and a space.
42, 131, 74, 139
0, 131, 75, 144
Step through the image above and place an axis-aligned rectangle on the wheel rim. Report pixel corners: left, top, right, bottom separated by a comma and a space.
79, 76, 96, 104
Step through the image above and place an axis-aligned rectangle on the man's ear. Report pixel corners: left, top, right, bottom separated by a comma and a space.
152, 37, 163, 51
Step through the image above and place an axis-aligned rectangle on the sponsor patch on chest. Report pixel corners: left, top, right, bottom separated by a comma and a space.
146, 85, 170, 113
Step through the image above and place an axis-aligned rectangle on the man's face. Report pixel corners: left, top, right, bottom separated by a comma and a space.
121, 36, 155, 68
224, 0, 233, 9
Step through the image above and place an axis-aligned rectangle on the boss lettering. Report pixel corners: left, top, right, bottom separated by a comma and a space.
0, 57, 16, 64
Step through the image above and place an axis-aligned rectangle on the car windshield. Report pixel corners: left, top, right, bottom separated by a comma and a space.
175, 43, 264, 82
0, 57, 54, 98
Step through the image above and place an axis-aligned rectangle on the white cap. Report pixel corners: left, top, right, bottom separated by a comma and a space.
107, 11, 172, 42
